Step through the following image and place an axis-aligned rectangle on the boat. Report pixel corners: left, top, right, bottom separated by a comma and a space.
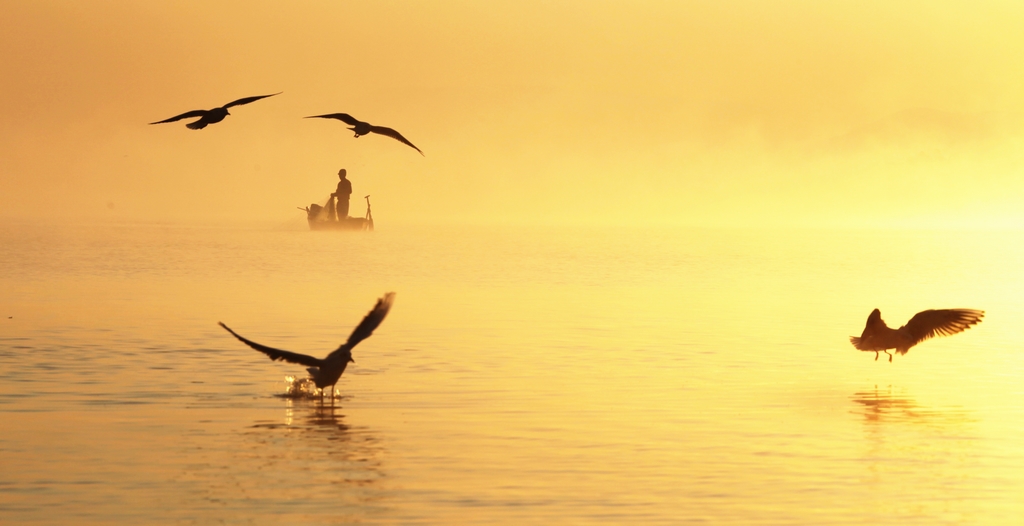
300, 195, 374, 231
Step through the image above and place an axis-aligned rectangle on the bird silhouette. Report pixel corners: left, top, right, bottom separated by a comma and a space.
150, 92, 282, 130
219, 292, 395, 400
850, 308, 984, 362
305, 113, 424, 155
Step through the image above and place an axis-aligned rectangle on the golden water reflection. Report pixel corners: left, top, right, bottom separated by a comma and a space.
246, 400, 385, 482
5, 223, 1024, 524
177, 401, 388, 521
849, 386, 983, 524
851, 387, 975, 427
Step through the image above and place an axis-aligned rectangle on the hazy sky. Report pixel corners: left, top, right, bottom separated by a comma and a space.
3, 1, 1024, 227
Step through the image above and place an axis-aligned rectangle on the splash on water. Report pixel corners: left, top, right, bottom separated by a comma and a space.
278, 375, 337, 400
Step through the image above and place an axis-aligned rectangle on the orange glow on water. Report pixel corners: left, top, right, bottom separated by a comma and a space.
5, 1, 1024, 523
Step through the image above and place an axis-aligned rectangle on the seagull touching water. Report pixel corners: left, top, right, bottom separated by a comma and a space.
219, 292, 395, 400
305, 113, 424, 155
150, 92, 282, 130
850, 308, 983, 362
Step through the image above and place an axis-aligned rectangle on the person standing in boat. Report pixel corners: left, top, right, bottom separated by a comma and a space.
332, 168, 352, 221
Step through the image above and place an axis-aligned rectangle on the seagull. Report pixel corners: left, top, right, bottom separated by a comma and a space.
305, 113, 424, 155
150, 92, 282, 130
850, 308, 984, 362
219, 292, 395, 400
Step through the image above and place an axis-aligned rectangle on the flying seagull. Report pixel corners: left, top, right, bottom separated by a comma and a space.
850, 308, 983, 362
150, 92, 282, 130
305, 113, 424, 155
219, 292, 395, 400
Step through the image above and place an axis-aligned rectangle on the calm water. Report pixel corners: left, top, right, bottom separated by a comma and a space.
2, 221, 1023, 524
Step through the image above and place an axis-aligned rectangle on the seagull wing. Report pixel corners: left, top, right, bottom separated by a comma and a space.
149, 109, 208, 125
219, 322, 323, 367
369, 126, 424, 155
903, 309, 984, 345
326, 293, 395, 360
850, 308, 886, 350
222, 92, 282, 109
304, 113, 362, 126
185, 117, 213, 130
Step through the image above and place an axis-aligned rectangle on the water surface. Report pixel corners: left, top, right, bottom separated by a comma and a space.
2, 221, 1022, 524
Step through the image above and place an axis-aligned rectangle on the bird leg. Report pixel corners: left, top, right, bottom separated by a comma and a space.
874, 351, 879, 361
885, 350, 893, 362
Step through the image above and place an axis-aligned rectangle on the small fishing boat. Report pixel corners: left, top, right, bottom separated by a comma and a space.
300, 195, 374, 231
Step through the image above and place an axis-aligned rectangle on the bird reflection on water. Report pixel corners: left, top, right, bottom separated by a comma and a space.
177, 400, 387, 519
851, 387, 974, 426
244, 402, 387, 488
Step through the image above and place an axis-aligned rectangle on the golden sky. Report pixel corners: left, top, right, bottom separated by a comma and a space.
3, 1, 1024, 227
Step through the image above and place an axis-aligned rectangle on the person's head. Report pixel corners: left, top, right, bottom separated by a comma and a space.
338, 169, 347, 179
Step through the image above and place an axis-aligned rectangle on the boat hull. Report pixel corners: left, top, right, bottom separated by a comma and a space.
308, 217, 373, 231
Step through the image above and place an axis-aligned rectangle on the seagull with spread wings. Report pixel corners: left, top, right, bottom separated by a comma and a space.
219, 292, 395, 400
305, 113, 424, 155
150, 92, 282, 130
850, 308, 984, 362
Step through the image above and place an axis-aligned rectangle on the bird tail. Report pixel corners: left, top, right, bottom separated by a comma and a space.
306, 367, 320, 381
849, 336, 863, 349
